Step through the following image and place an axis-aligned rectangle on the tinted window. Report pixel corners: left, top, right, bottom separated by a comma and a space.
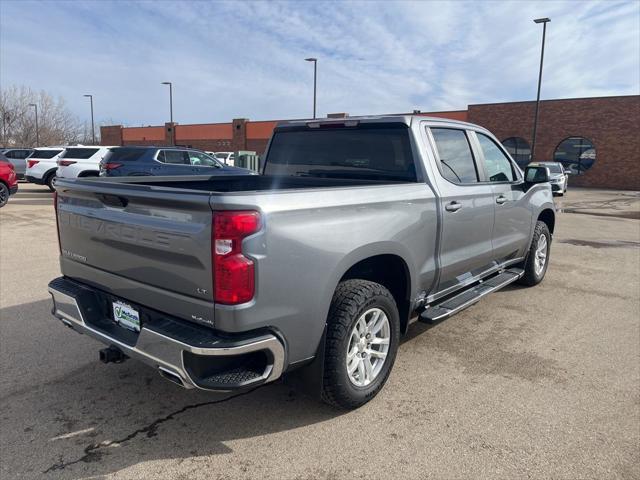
477, 133, 516, 182
30, 149, 63, 159
554, 136, 596, 175
105, 148, 146, 162
158, 150, 189, 165
264, 125, 416, 181
61, 148, 100, 159
431, 128, 478, 184
189, 152, 221, 167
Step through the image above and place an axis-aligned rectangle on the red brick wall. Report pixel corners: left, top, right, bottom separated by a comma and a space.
100, 125, 122, 146
468, 96, 640, 190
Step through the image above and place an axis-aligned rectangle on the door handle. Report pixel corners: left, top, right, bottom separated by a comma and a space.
445, 201, 462, 212
496, 195, 507, 205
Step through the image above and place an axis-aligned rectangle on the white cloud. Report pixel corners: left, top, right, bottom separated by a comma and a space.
1, 0, 638, 126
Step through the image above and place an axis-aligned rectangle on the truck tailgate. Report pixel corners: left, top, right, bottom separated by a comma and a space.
55, 179, 214, 317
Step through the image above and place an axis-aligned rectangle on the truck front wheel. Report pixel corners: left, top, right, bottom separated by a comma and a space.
517, 220, 551, 286
321, 279, 400, 409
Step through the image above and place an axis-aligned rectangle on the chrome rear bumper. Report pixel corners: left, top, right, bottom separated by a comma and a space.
48, 277, 285, 391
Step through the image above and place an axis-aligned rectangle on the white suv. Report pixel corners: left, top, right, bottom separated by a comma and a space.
25, 147, 66, 191
56, 146, 115, 179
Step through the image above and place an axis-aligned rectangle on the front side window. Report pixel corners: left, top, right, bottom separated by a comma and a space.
477, 133, 516, 182
189, 151, 221, 167
501, 137, 531, 169
430, 128, 478, 184
159, 150, 189, 164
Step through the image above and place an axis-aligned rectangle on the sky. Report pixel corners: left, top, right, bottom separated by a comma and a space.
1, 0, 639, 127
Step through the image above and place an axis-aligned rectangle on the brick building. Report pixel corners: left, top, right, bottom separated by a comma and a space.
101, 95, 640, 190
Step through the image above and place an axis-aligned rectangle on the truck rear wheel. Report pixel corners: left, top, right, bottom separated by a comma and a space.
321, 279, 399, 409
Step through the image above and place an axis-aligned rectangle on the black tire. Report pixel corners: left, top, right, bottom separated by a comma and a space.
517, 221, 551, 286
45, 172, 56, 192
0, 182, 8, 208
321, 279, 400, 409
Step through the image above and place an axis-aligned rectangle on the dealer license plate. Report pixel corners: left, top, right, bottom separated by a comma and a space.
112, 301, 140, 332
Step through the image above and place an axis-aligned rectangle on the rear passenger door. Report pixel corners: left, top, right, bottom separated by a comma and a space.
472, 132, 532, 263
427, 127, 496, 297
154, 149, 191, 175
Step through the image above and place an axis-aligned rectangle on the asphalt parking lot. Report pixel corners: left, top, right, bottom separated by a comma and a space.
1, 182, 639, 480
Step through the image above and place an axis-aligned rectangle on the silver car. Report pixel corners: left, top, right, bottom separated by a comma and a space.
530, 161, 568, 195
1, 148, 33, 179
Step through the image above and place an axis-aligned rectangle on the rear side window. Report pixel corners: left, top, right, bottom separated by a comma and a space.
264, 124, 416, 181
30, 149, 62, 159
104, 148, 146, 162
477, 133, 516, 182
158, 150, 189, 164
61, 148, 100, 159
430, 128, 478, 184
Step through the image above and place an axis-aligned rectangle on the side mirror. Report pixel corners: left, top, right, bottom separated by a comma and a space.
525, 165, 550, 184
564, 169, 572, 175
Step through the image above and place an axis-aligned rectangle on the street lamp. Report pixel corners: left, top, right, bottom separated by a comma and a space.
530, 17, 550, 162
305, 58, 317, 119
28, 103, 39, 147
83, 94, 95, 144
161, 81, 173, 145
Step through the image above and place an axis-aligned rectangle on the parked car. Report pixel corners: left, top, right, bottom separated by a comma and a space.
210, 151, 235, 166
99, 147, 253, 177
0, 155, 19, 207
529, 161, 568, 195
49, 115, 555, 409
25, 147, 66, 191
1, 148, 33, 179
56, 146, 115, 179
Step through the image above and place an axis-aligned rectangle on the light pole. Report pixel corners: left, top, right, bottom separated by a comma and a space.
530, 17, 550, 162
305, 58, 317, 119
161, 81, 173, 145
83, 94, 95, 144
28, 103, 39, 147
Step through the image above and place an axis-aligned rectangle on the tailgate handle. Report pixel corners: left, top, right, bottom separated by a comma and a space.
99, 194, 129, 208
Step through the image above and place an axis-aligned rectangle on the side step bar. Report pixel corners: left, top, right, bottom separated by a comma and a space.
419, 268, 524, 323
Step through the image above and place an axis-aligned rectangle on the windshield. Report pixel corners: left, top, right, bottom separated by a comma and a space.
544, 163, 563, 173
264, 124, 416, 182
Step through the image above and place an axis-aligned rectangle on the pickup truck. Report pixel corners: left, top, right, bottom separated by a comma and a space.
48, 115, 555, 409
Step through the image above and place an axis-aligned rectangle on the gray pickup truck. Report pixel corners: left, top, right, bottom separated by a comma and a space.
49, 115, 555, 409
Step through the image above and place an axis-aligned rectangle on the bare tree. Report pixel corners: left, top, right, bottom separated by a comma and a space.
0, 85, 84, 147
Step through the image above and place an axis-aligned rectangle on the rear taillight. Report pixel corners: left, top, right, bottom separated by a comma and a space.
213, 210, 261, 305
57, 160, 77, 167
103, 162, 122, 171
27, 160, 40, 168
7, 162, 14, 170
53, 191, 61, 254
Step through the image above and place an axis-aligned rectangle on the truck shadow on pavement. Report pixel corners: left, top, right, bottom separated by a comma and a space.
0, 299, 343, 478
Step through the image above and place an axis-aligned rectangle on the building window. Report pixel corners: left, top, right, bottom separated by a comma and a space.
501, 137, 531, 169
554, 137, 596, 175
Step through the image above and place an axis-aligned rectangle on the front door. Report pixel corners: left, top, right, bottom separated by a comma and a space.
473, 132, 532, 263
427, 127, 496, 297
